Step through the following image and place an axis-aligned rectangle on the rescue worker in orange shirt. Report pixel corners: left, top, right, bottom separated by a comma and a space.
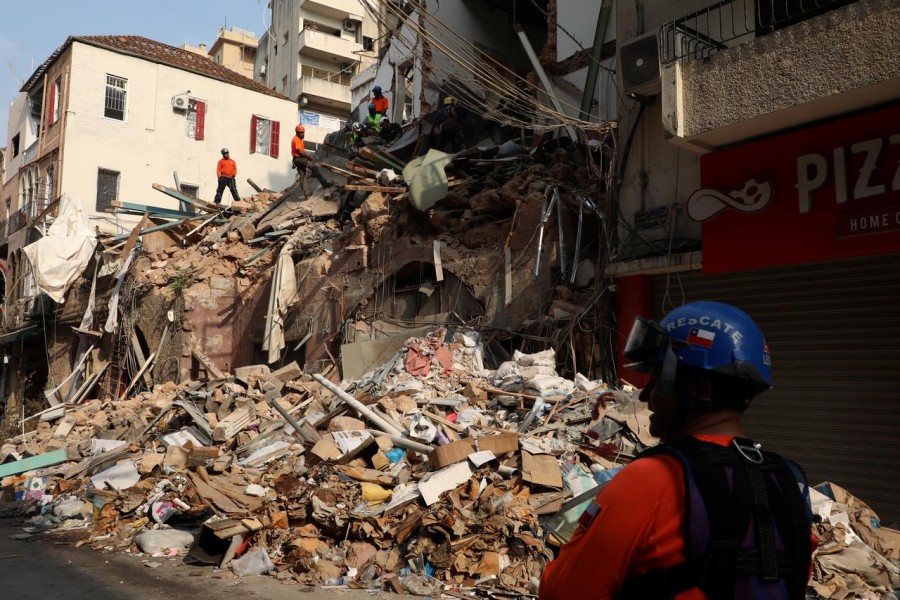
214, 147, 240, 204
291, 124, 333, 195
371, 85, 389, 116
540, 301, 814, 600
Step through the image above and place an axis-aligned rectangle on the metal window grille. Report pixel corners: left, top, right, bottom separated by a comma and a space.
186, 101, 197, 138
96, 168, 120, 213
660, 0, 856, 65
255, 117, 272, 156
104, 75, 127, 121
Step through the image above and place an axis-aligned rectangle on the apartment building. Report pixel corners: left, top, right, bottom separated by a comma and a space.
208, 27, 259, 80
608, 0, 900, 522
255, 0, 379, 146
0, 35, 297, 332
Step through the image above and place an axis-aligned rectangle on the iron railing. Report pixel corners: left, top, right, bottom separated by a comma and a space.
0, 202, 33, 244
660, 0, 856, 65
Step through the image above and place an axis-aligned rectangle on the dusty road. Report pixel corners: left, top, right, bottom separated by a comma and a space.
0, 518, 395, 600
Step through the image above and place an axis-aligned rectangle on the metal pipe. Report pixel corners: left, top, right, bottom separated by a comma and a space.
578, 0, 613, 122
365, 429, 434, 454
313, 374, 404, 437
266, 396, 318, 444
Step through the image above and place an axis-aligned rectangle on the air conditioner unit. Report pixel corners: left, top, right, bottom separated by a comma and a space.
620, 32, 661, 99
171, 94, 190, 111
343, 19, 357, 32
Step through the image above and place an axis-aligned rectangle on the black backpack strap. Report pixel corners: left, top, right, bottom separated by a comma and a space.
620, 438, 812, 600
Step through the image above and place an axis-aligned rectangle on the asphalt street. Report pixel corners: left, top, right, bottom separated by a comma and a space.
0, 517, 394, 600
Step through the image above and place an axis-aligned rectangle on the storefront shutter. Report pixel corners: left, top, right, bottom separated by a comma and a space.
649, 253, 900, 525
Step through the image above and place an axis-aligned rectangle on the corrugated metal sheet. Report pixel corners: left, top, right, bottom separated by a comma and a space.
649, 253, 900, 525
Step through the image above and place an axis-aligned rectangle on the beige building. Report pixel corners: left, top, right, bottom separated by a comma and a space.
255, 0, 379, 146
0, 35, 297, 320
208, 27, 259, 81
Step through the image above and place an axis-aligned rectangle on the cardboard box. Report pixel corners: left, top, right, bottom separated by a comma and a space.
429, 439, 475, 469
475, 432, 519, 456
521, 451, 563, 489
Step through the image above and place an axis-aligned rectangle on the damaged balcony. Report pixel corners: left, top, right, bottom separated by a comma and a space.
301, 0, 363, 21
658, 0, 899, 151
297, 73, 352, 110
298, 26, 362, 64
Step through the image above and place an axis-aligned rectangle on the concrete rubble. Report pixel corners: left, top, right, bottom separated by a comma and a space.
1, 115, 897, 600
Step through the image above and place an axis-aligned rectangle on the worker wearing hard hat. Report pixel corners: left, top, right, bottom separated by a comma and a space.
291, 124, 334, 195
371, 85, 389, 116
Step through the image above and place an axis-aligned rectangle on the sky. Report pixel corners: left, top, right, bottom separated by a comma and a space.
0, 0, 271, 142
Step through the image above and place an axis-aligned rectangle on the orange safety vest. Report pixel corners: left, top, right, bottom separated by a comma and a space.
292, 135, 309, 159
372, 95, 389, 114
217, 158, 237, 178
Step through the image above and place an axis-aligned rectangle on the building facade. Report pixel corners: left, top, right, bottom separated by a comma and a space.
208, 27, 259, 80
609, 0, 900, 522
255, 0, 380, 146
0, 35, 298, 337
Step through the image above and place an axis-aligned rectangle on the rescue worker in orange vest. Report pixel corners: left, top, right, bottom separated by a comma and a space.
540, 301, 814, 600
214, 148, 240, 204
371, 85, 389, 116
291, 124, 333, 194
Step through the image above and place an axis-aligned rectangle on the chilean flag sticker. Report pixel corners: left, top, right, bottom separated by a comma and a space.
687, 328, 716, 348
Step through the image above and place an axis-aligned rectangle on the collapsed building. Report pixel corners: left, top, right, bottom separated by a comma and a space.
1, 0, 899, 598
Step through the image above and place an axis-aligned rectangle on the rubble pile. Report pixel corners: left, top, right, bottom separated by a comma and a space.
0, 329, 647, 597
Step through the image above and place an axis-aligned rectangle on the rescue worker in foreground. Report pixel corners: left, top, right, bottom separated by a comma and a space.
291, 124, 333, 194
540, 301, 814, 600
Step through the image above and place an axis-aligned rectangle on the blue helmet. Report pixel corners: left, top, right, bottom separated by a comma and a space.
373, 85, 382, 94
625, 301, 772, 395
368, 102, 376, 112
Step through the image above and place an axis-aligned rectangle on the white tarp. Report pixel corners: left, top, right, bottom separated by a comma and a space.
22, 194, 96, 304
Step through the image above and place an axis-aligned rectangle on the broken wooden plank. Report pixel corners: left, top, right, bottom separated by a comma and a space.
319, 162, 369, 181
246, 178, 263, 193
112, 201, 198, 219
192, 348, 226, 380
213, 407, 254, 442
152, 183, 221, 213
342, 185, 406, 193
131, 334, 154, 387
120, 352, 155, 399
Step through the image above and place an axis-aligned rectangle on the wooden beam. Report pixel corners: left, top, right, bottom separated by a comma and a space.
112, 201, 198, 219
342, 185, 406, 193
192, 347, 226, 380
120, 352, 155, 399
152, 183, 222, 213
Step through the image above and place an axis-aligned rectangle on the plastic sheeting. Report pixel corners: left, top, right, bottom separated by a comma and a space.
22, 194, 97, 304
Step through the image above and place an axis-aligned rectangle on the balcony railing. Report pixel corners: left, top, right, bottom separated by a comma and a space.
0, 202, 34, 244
660, 0, 856, 64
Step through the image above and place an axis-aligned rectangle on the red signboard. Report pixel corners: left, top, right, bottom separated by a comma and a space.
693, 103, 900, 273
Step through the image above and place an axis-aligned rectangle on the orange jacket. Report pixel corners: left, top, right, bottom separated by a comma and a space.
540, 434, 814, 600
291, 135, 310, 159
372, 95, 389, 115
217, 158, 237, 178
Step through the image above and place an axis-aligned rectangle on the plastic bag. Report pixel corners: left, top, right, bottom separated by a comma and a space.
231, 547, 274, 577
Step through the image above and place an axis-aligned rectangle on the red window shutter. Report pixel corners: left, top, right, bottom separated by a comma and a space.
47, 87, 55, 126
195, 101, 206, 140
250, 115, 258, 154
270, 121, 280, 158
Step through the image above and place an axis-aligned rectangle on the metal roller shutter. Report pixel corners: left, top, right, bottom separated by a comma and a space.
649, 253, 900, 526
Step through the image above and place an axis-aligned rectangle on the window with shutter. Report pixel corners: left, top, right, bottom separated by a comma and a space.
53, 77, 61, 123
46, 83, 56, 127
250, 115, 258, 154
195, 101, 206, 140
270, 121, 280, 158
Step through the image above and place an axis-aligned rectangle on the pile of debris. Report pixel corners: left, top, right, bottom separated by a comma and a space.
0, 330, 646, 597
